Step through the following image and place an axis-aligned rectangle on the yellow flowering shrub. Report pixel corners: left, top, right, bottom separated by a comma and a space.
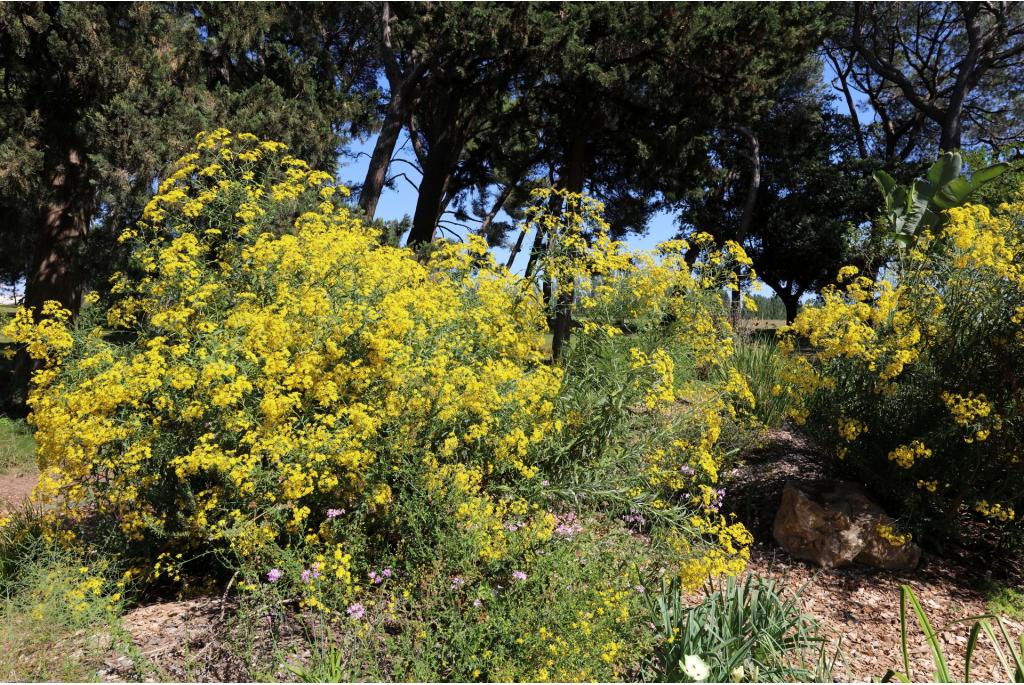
7, 131, 563, 593
781, 199, 1024, 545
5, 131, 755, 634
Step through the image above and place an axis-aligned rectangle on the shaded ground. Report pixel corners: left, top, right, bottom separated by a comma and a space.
726, 428, 1024, 682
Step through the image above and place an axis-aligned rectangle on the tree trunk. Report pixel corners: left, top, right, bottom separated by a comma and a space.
504, 226, 528, 270
477, 182, 515, 242
939, 116, 962, 152
7, 146, 91, 408
359, 94, 407, 219
550, 133, 586, 361
826, 51, 868, 159
780, 291, 800, 324
359, 1, 428, 219
406, 125, 465, 246
25, 147, 90, 315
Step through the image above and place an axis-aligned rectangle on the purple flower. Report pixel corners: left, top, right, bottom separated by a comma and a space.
346, 603, 366, 620
326, 508, 345, 519
512, 570, 527, 582
450, 576, 465, 590
473, 598, 483, 607
369, 568, 392, 585
301, 564, 321, 584
266, 568, 283, 583
623, 509, 646, 527
541, 480, 550, 487
680, 465, 695, 476
505, 521, 522, 532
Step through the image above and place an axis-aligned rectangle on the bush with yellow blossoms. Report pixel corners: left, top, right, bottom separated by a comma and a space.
781, 195, 1024, 548
5, 131, 758, 679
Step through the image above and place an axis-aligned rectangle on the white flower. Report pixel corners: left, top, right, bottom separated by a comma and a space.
730, 665, 745, 682
682, 654, 710, 681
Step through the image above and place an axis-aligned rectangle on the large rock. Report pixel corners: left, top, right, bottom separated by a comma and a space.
773, 481, 921, 570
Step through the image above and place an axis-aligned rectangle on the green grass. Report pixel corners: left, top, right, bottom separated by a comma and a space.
0, 417, 35, 476
730, 338, 794, 428
983, 581, 1024, 621
0, 510, 132, 681
0, 304, 12, 344
645, 574, 837, 682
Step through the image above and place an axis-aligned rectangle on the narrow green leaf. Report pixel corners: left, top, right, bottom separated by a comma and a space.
900, 585, 912, 680
905, 585, 950, 682
981, 619, 1012, 680
966, 621, 982, 682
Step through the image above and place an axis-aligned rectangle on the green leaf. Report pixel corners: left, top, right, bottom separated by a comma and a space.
971, 163, 1008, 186
903, 585, 950, 682
966, 621, 983, 682
892, 233, 913, 249
927, 153, 962, 188
874, 170, 897, 197
932, 177, 974, 209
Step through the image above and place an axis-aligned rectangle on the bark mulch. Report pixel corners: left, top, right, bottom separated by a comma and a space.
727, 428, 1024, 682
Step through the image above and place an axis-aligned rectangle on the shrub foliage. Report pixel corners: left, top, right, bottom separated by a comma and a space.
782, 200, 1024, 547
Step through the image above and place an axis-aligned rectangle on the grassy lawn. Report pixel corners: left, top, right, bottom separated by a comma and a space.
0, 417, 35, 477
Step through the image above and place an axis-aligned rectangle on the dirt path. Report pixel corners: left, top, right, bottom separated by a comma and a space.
726, 429, 1024, 682
0, 469, 37, 513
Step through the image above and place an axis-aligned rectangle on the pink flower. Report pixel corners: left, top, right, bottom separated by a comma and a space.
512, 570, 527, 582
266, 568, 283, 583
346, 603, 366, 620
450, 576, 465, 590
326, 508, 345, 519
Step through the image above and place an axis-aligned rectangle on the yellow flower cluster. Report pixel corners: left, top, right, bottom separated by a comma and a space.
675, 517, 754, 590
975, 500, 1016, 522
837, 417, 868, 442
6, 131, 756, 608
876, 523, 912, 547
887, 440, 932, 469
509, 187, 756, 589
942, 392, 993, 426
